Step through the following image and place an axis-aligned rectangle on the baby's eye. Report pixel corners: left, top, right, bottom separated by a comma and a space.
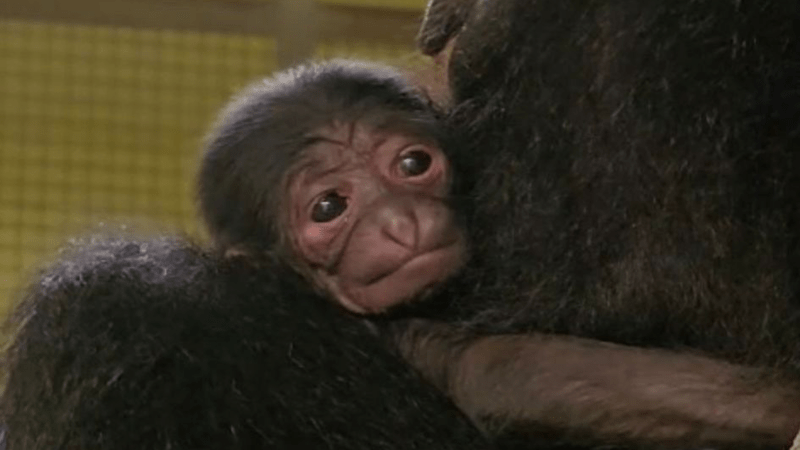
398, 150, 433, 177
311, 191, 348, 223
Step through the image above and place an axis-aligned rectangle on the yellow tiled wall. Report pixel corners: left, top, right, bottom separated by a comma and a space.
0, 19, 278, 313
317, 0, 427, 11
315, 40, 420, 64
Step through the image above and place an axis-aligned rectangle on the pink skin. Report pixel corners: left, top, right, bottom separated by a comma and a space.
289, 121, 466, 314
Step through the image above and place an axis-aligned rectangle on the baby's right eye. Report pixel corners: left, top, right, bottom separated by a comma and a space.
311, 191, 348, 223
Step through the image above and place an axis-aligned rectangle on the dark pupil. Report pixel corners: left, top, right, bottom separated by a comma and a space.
311, 192, 347, 223
399, 150, 432, 176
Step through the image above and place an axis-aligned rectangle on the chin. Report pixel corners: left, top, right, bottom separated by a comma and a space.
343, 244, 466, 315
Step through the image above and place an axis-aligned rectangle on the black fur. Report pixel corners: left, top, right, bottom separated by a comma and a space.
416, 1, 800, 447
426, 0, 800, 371
0, 237, 488, 450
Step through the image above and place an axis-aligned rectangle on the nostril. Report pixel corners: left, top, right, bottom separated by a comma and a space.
382, 214, 418, 249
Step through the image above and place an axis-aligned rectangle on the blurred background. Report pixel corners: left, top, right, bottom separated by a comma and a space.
0, 0, 431, 316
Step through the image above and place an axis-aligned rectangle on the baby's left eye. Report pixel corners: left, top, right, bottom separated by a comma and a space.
398, 150, 433, 177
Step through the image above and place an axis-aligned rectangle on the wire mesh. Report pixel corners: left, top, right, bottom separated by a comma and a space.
0, 19, 278, 312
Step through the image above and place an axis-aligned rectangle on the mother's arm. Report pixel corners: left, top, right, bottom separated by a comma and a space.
393, 320, 800, 449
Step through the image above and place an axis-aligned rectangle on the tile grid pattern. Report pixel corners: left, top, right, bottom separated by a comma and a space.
0, 20, 278, 312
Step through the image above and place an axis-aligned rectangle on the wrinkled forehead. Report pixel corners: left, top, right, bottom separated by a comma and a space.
297, 121, 375, 174
285, 119, 446, 201
294, 120, 438, 175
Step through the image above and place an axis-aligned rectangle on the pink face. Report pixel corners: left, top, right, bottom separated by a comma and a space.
288, 121, 466, 314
